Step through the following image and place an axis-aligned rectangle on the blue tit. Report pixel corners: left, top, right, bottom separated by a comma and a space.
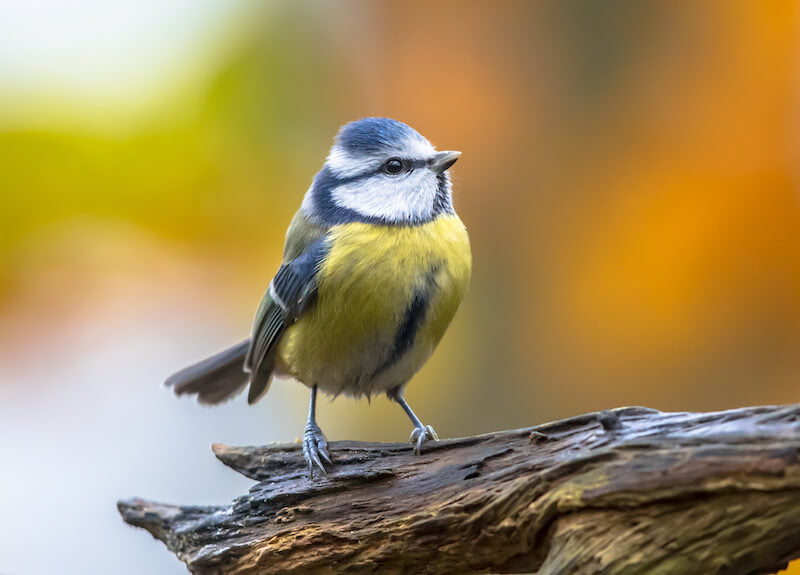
166, 117, 472, 477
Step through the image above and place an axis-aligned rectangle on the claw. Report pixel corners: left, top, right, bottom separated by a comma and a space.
303, 423, 330, 478
409, 424, 438, 455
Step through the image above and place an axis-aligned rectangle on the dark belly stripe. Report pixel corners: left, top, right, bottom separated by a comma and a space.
373, 267, 438, 378
393, 290, 429, 360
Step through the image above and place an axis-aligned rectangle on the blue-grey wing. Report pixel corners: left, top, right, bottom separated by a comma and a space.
244, 236, 329, 404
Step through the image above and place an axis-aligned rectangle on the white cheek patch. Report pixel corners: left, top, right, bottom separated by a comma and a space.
331, 170, 439, 223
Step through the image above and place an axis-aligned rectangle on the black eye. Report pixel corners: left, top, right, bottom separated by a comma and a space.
383, 158, 404, 175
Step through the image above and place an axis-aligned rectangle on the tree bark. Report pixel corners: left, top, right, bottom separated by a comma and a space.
118, 405, 800, 574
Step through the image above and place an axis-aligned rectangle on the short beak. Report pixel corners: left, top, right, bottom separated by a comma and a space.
429, 150, 461, 173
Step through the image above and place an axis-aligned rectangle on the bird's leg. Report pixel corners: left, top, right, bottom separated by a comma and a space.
389, 390, 438, 455
302, 385, 331, 478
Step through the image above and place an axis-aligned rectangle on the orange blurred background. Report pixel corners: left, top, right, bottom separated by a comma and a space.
1, 1, 799, 573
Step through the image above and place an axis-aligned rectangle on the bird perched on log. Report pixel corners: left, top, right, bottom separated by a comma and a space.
166, 118, 472, 477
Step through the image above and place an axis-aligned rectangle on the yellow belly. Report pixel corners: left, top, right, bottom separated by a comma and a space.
277, 214, 471, 397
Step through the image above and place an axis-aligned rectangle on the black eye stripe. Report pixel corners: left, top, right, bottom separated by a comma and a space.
379, 158, 429, 175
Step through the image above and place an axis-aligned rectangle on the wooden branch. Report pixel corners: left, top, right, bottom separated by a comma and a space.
118, 405, 800, 574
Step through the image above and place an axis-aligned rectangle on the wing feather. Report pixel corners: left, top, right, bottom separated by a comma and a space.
244, 213, 329, 403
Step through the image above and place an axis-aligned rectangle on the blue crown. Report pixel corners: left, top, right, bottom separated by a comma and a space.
336, 117, 422, 154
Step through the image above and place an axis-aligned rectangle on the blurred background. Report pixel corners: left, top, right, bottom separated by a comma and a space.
1, 0, 799, 573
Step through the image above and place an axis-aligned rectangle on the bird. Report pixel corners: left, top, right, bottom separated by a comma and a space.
165, 117, 472, 477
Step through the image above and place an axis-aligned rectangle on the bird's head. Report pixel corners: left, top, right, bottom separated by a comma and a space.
302, 118, 460, 225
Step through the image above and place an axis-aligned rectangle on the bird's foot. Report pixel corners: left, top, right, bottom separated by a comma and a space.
409, 424, 438, 455
303, 422, 331, 478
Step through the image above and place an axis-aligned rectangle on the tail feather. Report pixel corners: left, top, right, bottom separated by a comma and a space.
166, 340, 250, 405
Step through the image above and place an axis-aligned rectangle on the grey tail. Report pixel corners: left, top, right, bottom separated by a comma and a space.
165, 340, 250, 405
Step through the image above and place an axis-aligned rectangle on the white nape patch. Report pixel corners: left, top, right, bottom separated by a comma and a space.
300, 182, 316, 214
331, 168, 440, 223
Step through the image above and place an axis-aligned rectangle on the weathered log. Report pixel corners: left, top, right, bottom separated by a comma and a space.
118, 405, 800, 574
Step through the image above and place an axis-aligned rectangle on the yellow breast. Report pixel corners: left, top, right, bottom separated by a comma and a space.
277, 214, 471, 397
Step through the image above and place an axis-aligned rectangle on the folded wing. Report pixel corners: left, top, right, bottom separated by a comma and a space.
244, 236, 330, 404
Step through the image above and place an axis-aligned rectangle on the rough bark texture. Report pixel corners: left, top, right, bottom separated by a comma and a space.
118, 405, 800, 574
